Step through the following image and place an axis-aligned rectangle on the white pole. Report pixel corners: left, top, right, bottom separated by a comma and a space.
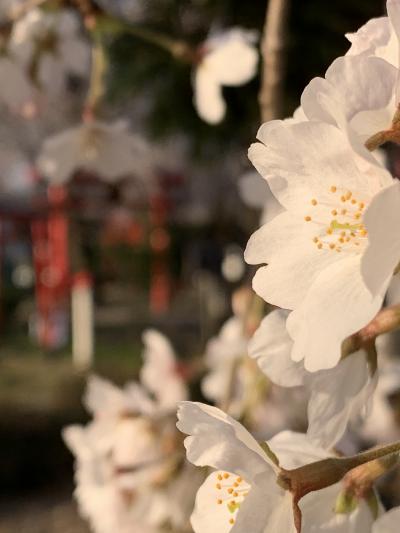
71, 271, 94, 370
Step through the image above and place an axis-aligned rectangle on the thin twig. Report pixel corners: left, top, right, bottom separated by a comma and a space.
258, 0, 290, 122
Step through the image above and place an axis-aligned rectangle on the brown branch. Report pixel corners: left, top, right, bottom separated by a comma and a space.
258, 0, 290, 122
342, 303, 400, 359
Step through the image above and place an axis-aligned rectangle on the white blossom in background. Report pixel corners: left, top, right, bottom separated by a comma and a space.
201, 314, 248, 416
63, 330, 200, 533
37, 120, 153, 184
193, 28, 258, 124
141, 329, 188, 410
245, 119, 400, 371
9, 8, 90, 97
249, 309, 377, 450
177, 402, 378, 533
0, 56, 38, 117
0, 144, 34, 195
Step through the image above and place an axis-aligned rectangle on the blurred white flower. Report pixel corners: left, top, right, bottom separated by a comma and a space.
177, 402, 376, 533
63, 330, 196, 532
246, 119, 400, 371
0, 52, 38, 116
201, 315, 248, 416
0, 144, 34, 194
63, 423, 171, 533
193, 28, 258, 124
141, 329, 188, 411
37, 120, 152, 184
9, 8, 90, 96
249, 309, 377, 450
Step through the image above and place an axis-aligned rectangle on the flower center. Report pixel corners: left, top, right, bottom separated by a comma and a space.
304, 185, 369, 252
214, 471, 250, 525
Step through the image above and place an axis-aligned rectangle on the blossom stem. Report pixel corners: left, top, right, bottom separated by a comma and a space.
280, 440, 400, 499
279, 440, 400, 532
342, 303, 400, 359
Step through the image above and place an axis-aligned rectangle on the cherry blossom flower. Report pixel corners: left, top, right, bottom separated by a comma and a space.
245, 118, 400, 371
63, 422, 183, 533
193, 28, 258, 124
9, 8, 90, 97
249, 309, 377, 450
300, 1, 400, 163
37, 120, 153, 184
177, 402, 377, 533
63, 330, 197, 532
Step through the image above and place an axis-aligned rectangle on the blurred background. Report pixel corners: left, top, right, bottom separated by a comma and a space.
0, 0, 392, 531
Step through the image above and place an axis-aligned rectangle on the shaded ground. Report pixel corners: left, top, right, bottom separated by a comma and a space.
0, 339, 144, 532
0, 489, 89, 533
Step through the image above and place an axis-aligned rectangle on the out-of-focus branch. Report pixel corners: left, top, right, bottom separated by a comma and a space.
84, 34, 107, 117
259, 0, 290, 122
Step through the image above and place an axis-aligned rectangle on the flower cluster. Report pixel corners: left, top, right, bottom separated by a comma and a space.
176, 2, 400, 532
64, 329, 203, 533
0, 6, 89, 117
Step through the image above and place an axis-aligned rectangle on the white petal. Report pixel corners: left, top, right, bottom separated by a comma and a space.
362, 182, 400, 296
373, 506, 400, 532
245, 212, 311, 265
291, 255, 387, 371
301, 482, 375, 532
307, 351, 370, 449
345, 16, 394, 63
267, 430, 329, 469
251, 240, 341, 310
141, 329, 187, 409
84, 375, 127, 416
388, 1, 400, 82
176, 402, 277, 481
249, 310, 306, 387
193, 66, 225, 124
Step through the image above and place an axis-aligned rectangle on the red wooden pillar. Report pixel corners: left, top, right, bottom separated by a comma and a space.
149, 192, 171, 314
31, 185, 70, 350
